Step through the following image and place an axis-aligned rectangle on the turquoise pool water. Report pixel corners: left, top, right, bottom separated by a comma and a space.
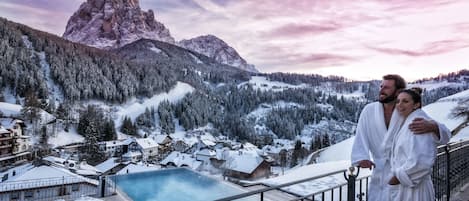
114, 168, 256, 201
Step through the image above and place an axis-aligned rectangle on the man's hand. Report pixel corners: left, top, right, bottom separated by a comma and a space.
357, 160, 375, 170
388, 176, 400, 185
409, 118, 439, 136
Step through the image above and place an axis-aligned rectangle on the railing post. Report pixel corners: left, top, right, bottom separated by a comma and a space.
99, 176, 106, 197
344, 166, 357, 201
445, 145, 450, 201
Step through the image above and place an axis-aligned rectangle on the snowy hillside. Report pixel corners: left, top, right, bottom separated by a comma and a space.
113, 82, 194, 127
423, 89, 468, 133
239, 76, 308, 92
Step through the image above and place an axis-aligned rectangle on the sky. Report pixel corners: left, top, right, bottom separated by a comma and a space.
0, 0, 468, 81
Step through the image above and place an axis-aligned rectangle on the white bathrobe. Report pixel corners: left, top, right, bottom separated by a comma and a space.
389, 109, 436, 201
351, 102, 450, 201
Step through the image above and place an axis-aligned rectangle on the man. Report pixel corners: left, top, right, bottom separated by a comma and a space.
351, 74, 450, 201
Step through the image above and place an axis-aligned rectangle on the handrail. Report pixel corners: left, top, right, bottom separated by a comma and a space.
216, 138, 469, 201
214, 168, 348, 201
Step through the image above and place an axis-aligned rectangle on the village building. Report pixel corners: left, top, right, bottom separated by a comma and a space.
0, 164, 98, 201
221, 150, 271, 180
0, 119, 31, 170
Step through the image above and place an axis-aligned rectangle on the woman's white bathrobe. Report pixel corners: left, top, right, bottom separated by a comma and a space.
351, 102, 450, 201
389, 109, 436, 201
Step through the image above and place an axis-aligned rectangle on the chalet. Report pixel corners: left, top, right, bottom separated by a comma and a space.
195, 148, 216, 165
152, 134, 173, 156
95, 157, 127, 175
221, 150, 271, 180
0, 119, 31, 169
98, 140, 125, 157
129, 138, 158, 161
122, 151, 142, 163
160, 151, 202, 170
172, 139, 190, 152
0, 164, 98, 201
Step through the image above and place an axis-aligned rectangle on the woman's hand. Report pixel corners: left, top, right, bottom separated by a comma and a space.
388, 176, 400, 185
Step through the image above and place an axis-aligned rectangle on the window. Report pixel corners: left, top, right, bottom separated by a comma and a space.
10, 192, 19, 200
72, 184, 80, 192
25, 190, 34, 198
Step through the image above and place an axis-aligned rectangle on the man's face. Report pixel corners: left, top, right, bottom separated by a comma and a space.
379, 79, 398, 103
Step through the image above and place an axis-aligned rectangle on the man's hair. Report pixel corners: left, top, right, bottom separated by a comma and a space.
383, 74, 406, 90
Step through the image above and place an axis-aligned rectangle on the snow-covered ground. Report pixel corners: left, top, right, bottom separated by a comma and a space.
409, 80, 467, 91
0, 102, 22, 116
423, 89, 468, 132
316, 136, 355, 163
114, 81, 194, 127
239, 76, 309, 92
262, 161, 371, 197
48, 127, 84, 148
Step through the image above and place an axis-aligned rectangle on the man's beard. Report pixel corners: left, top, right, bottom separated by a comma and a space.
379, 94, 396, 103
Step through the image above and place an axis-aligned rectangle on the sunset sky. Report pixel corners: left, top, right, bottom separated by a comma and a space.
1, 0, 468, 81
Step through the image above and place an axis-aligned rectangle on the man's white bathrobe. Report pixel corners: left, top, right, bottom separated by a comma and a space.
389, 109, 436, 201
351, 102, 450, 201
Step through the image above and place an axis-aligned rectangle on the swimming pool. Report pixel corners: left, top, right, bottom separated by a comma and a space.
113, 168, 257, 201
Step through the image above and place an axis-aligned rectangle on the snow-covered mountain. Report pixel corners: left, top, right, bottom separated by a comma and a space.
63, 0, 175, 49
178, 35, 259, 73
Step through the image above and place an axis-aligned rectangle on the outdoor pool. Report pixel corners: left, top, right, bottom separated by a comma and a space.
113, 168, 256, 201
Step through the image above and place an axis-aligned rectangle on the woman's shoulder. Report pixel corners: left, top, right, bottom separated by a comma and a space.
408, 109, 430, 119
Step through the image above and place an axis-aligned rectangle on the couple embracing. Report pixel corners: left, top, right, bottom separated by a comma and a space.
351, 74, 451, 201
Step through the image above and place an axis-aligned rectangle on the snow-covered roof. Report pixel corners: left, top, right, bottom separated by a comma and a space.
201, 139, 216, 146
0, 102, 22, 117
76, 161, 101, 176
43, 156, 68, 164
223, 150, 265, 174
116, 163, 161, 175
135, 138, 158, 149
153, 134, 171, 144
95, 157, 120, 173
0, 165, 98, 191
122, 138, 134, 145
0, 126, 9, 134
161, 151, 202, 170
196, 149, 216, 157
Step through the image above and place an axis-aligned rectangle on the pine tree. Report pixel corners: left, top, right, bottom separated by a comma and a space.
279, 149, 287, 175
120, 116, 137, 135
80, 121, 105, 165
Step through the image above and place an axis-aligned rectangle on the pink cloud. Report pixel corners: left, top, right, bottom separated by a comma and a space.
366, 39, 469, 57
384, 0, 459, 11
264, 22, 342, 38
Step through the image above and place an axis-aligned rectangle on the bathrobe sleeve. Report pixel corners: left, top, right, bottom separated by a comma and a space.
395, 131, 436, 187
434, 121, 451, 145
351, 104, 373, 166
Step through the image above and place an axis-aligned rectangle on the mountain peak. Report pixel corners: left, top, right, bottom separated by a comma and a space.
63, 0, 175, 49
178, 35, 259, 73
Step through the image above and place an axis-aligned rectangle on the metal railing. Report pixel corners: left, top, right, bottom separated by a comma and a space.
215, 167, 370, 201
216, 139, 469, 201
433, 139, 469, 201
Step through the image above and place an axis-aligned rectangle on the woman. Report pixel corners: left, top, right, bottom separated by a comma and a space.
388, 88, 436, 201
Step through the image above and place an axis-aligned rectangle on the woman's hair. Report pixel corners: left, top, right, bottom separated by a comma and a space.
399, 87, 423, 108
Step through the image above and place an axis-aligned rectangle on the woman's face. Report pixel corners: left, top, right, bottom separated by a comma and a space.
396, 92, 420, 117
